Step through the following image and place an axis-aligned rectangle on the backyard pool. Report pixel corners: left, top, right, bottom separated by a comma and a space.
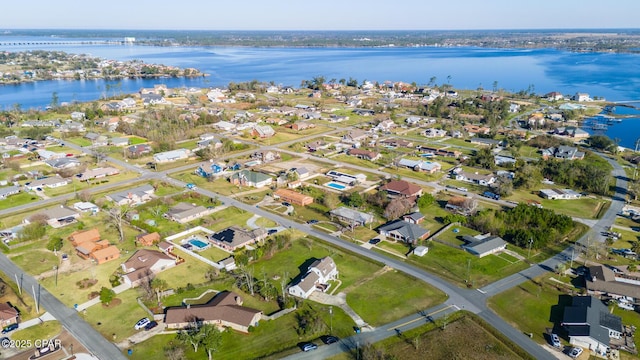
325, 182, 347, 190
187, 238, 210, 251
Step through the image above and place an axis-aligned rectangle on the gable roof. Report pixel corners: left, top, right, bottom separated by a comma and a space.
462, 235, 506, 255
107, 184, 155, 203
0, 303, 18, 321
70, 228, 101, 245
210, 226, 266, 249
164, 291, 261, 329
123, 249, 173, 272
309, 257, 336, 279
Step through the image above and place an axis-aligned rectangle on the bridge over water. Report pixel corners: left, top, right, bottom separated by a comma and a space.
0, 40, 130, 46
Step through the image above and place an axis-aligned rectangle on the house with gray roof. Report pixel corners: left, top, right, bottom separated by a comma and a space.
24, 176, 69, 190
561, 296, 622, 356
586, 265, 640, 301
329, 207, 374, 227
209, 226, 267, 251
25, 205, 80, 228
289, 257, 339, 299
461, 234, 507, 258
44, 157, 80, 169
106, 184, 155, 206
153, 149, 190, 163
165, 203, 215, 224
378, 219, 430, 244
0, 186, 20, 199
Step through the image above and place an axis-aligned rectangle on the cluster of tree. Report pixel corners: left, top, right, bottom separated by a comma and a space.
176, 321, 222, 360
20, 126, 52, 140
588, 135, 617, 152
526, 134, 570, 149
17, 220, 47, 242
467, 147, 495, 169
539, 156, 611, 195
469, 204, 574, 249
235, 233, 292, 267
295, 307, 326, 336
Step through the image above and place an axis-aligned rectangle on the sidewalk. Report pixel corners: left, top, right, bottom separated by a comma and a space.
75, 283, 131, 312
308, 291, 371, 330
18, 312, 57, 330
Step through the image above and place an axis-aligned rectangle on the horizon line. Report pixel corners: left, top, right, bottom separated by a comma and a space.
3, 27, 640, 32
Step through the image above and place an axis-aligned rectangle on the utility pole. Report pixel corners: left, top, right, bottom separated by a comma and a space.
329, 306, 333, 335
466, 259, 472, 284
570, 247, 575, 269
528, 238, 534, 259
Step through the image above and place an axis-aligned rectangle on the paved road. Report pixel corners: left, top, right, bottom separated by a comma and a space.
0, 255, 127, 360
0, 136, 623, 359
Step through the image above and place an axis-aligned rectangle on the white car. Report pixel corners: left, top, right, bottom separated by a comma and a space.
550, 333, 561, 348
569, 347, 583, 358
134, 317, 151, 330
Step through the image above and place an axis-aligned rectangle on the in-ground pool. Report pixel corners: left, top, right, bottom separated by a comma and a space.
325, 182, 347, 190
187, 238, 210, 250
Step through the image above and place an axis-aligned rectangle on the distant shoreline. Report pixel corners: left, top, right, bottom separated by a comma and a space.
3, 29, 640, 54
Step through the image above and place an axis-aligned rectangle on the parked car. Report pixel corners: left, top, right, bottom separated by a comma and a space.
307, 219, 319, 225
569, 347, 583, 358
369, 238, 381, 245
323, 335, 339, 345
134, 317, 151, 330
550, 333, 561, 348
267, 229, 278, 235
302, 343, 318, 352
144, 321, 158, 331
1, 324, 18, 334
282, 202, 291, 207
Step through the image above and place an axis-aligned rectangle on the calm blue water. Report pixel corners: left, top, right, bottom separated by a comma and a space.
1, 36, 640, 147
188, 239, 209, 249
326, 182, 347, 190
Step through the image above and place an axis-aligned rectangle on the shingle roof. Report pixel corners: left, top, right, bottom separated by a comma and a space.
379, 220, 429, 242
164, 291, 261, 328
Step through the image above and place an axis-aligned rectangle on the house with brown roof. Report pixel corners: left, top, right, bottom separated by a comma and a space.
342, 129, 368, 144
0, 303, 19, 327
251, 125, 275, 138
136, 232, 161, 247
121, 249, 177, 287
164, 291, 262, 333
292, 121, 316, 131
380, 180, 422, 199
347, 148, 381, 161
69, 228, 120, 264
288, 257, 339, 299
274, 188, 313, 206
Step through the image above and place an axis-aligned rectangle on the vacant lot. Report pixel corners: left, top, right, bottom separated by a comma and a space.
331, 313, 531, 360
347, 270, 447, 326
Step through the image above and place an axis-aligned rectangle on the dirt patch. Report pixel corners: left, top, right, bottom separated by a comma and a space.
101, 298, 122, 308
76, 278, 98, 289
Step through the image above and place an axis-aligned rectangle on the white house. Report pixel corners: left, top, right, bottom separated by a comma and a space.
539, 188, 582, 200
153, 149, 190, 163
288, 257, 339, 299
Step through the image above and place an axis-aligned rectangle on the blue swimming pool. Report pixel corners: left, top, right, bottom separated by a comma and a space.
325, 182, 346, 190
188, 239, 210, 250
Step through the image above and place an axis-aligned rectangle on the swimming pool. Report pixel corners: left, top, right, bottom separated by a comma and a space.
188, 238, 210, 250
325, 182, 347, 190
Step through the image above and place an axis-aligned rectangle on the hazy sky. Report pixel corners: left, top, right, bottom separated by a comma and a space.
2, 0, 639, 30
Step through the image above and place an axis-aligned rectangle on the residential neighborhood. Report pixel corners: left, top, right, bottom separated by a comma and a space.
0, 75, 637, 360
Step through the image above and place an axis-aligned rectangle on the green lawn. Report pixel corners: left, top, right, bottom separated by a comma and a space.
207, 207, 253, 232
253, 238, 381, 291
82, 289, 150, 340
0, 192, 39, 210
66, 137, 93, 147
407, 241, 529, 288
195, 246, 232, 263
41, 259, 123, 307
488, 275, 574, 346
11, 321, 62, 342
347, 270, 447, 326
255, 217, 277, 228
8, 250, 59, 276
504, 190, 610, 219
332, 154, 381, 169
154, 249, 216, 289
434, 225, 480, 247
128, 136, 147, 145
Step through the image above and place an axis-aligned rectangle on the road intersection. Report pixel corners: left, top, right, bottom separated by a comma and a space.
0, 134, 627, 359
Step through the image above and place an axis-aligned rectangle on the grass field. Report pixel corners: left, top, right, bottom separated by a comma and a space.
82, 289, 149, 340
0, 192, 39, 210
8, 250, 59, 276
487, 275, 568, 345
346, 270, 447, 326
330, 312, 532, 360
11, 321, 62, 343
154, 249, 216, 289
128, 136, 147, 145
407, 241, 529, 288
